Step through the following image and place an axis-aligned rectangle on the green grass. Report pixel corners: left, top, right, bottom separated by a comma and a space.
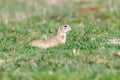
0, 0, 120, 80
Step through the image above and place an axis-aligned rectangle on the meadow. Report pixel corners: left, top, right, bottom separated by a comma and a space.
0, 0, 120, 80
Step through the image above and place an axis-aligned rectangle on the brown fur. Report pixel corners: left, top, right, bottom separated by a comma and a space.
29, 25, 71, 49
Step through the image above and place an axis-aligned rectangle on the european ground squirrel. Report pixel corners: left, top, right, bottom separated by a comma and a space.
29, 25, 71, 49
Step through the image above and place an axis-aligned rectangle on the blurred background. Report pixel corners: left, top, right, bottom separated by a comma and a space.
0, 0, 119, 23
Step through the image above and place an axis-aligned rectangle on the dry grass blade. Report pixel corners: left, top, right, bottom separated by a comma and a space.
75, 7, 106, 14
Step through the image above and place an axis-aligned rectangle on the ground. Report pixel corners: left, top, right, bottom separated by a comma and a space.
0, 0, 120, 80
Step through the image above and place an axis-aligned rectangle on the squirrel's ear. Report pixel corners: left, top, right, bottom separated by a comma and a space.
59, 26, 62, 29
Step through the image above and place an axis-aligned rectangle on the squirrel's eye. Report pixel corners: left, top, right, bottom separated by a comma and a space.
64, 25, 67, 27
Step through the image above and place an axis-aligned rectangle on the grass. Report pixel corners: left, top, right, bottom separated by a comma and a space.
0, 0, 120, 80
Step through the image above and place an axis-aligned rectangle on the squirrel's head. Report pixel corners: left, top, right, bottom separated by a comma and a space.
57, 25, 71, 35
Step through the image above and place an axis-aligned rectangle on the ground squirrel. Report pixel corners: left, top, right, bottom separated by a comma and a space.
29, 25, 71, 49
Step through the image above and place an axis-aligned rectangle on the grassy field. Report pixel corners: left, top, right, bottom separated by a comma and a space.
0, 0, 120, 80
